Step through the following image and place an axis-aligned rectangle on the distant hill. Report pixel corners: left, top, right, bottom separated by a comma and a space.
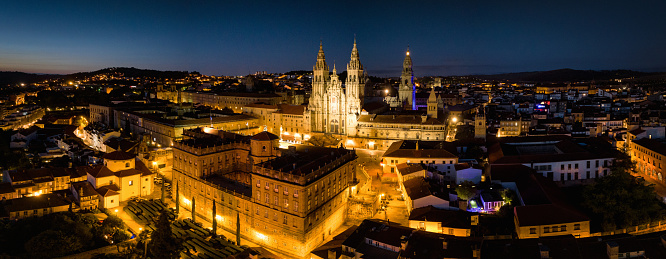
0, 67, 191, 87
0, 72, 60, 86
68, 67, 189, 80
473, 69, 662, 82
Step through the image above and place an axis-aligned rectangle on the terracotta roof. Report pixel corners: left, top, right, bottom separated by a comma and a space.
396, 163, 425, 177
97, 185, 120, 197
514, 204, 589, 227
134, 159, 154, 176
384, 140, 457, 159
276, 104, 305, 115
403, 177, 434, 200
113, 168, 142, 177
633, 138, 666, 156
251, 131, 279, 141
0, 182, 16, 194
71, 181, 99, 197
628, 128, 645, 136
102, 150, 135, 160
409, 205, 473, 229
87, 164, 116, 178
243, 103, 278, 109
3, 193, 70, 213
103, 137, 139, 153
358, 113, 445, 125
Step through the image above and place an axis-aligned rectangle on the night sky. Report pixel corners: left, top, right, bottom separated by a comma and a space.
2, 1, 666, 77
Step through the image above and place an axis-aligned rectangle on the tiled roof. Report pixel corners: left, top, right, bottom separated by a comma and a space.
3, 193, 70, 213
97, 185, 120, 197
87, 164, 116, 178
102, 150, 135, 160
396, 163, 425, 177
384, 140, 457, 159
403, 177, 434, 200
408, 205, 473, 229
72, 181, 99, 197
276, 104, 305, 115
251, 131, 279, 141
514, 204, 589, 227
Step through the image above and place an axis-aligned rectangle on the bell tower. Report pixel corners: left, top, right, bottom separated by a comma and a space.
475, 105, 486, 140
399, 47, 415, 110
345, 38, 365, 136
427, 86, 438, 119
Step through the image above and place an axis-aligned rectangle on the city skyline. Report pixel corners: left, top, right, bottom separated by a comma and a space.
2, 1, 666, 76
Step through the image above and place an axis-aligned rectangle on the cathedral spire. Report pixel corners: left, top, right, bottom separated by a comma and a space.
348, 38, 362, 71
317, 40, 326, 60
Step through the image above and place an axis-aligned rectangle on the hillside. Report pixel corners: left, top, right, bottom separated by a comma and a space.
473, 69, 661, 82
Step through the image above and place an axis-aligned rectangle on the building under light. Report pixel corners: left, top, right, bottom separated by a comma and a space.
172, 128, 357, 257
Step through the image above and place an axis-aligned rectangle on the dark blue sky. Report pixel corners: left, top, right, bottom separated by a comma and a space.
2, 1, 666, 77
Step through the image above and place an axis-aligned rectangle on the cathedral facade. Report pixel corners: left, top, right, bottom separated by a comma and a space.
305, 40, 365, 137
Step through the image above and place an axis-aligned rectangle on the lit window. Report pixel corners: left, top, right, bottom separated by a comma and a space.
129, 180, 133, 186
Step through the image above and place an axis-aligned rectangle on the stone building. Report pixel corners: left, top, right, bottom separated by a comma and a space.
172, 128, 357, 257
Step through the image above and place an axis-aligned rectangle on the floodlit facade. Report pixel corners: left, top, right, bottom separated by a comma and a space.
172, 128, 357, 257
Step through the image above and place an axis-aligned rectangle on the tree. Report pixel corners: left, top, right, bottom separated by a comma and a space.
149, 210, 182, 259
455, 181, 477, 201
582, 162, 664, 231
176, 182, 180, 215
305, 135, 339, 147
455, 125, 474, 141
192, 196, 196, 223
25, 230, 83, 258
212, 200, 217, 237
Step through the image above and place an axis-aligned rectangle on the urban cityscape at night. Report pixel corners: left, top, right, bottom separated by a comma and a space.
2, 1, 666, 259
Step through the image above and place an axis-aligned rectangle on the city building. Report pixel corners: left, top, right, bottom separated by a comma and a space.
85, 150, 154, 208
408, 205, 476, 237
488, 136, 616, 183
401, 177, 451, 212
382, 140, 458, 180
172, 128, 357, 257
630, 138, 666, 183
3, 193, 71, 220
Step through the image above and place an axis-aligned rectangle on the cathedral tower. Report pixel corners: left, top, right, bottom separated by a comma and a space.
308, 41, 330, 132
475, 106, 486, 140
398, 47, 415, 110
427, 86, 438, 119
345, 38, 365, 136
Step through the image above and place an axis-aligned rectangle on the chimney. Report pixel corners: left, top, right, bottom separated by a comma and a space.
606, 241, 619, 259
538, 243, 549, 259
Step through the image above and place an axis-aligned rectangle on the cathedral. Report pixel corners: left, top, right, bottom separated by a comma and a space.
305, 40, 450, 149
305, 40, 365, 136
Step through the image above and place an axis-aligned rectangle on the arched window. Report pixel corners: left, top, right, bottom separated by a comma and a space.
125, 162, 130, 168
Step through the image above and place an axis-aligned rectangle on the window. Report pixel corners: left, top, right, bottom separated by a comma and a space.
294, 201, 298, 212
587, 161, 590, 168
552, 226, 559, 232
265, 193, 269, 203
575, 164, 578, 169
111, 199, 114, 203
448, 229, 454, 235
561, 225, 567, 231
274, 196, 278, 205
126, 162, 130, 168
530, 228, 536, 234
129, 180, 133, 186
561, 164, 565, 170
574, 224, 580, 230
283, 215, 288, 224
544, 227, 550, 233
568, 164, 571, 170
